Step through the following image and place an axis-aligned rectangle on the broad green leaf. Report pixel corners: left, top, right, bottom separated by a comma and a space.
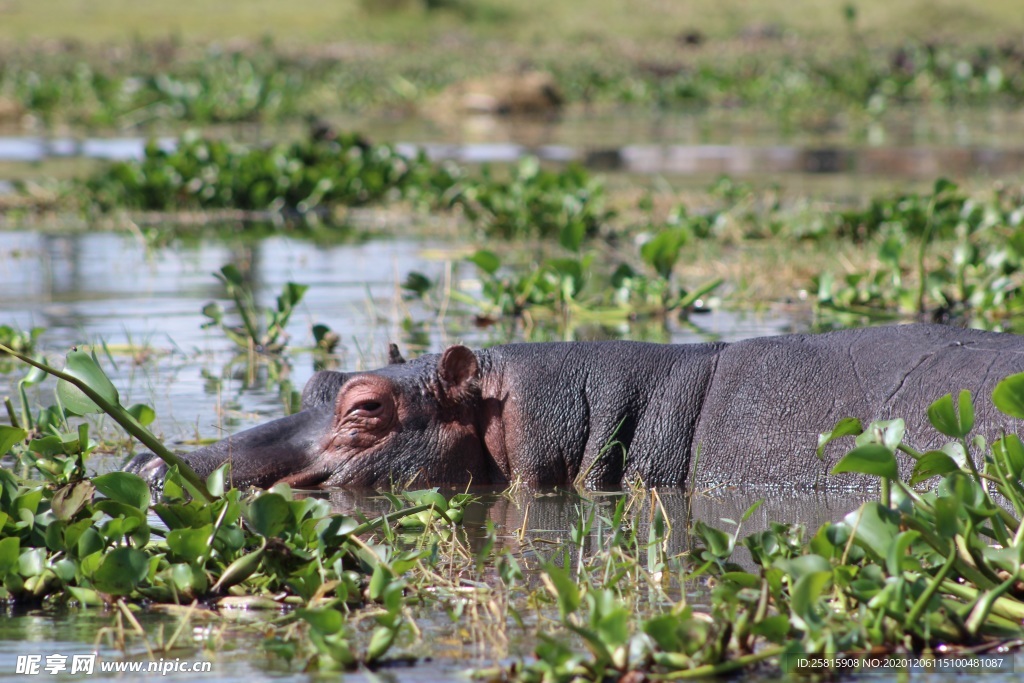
910, 450, 961, 485
92, 472, 150, 511
544, 564, 581, 618
791, 571, 832, 627
992, 372, 1024, 419
844, 502, 900, 556
775, 555, 832, 583
693, 520, 733, 558
816, 418, 863, 458
0, 537, 19, 576
467, 250, 501, 275
245, 493, 291, 537
211, 540, 265, 592
51, 481, 95, 521
993, 435, 1024, 479
0, 426, 27, 455
927, 391, 974, 438
298, 607, 343, 635
126, 404, 156, 427
831, 444, 899, 480
886, 530, 921, 576
751, 615, 790, 643
167, 524, 213, 563
218, 264, 245, 287
57, 350, 120, 415
206, 464, 228, 499
92, 547, 149, 595
366, 625, 397, 664
368, 563, 392, 602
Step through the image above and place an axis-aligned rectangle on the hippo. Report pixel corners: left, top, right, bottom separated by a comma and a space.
125, 324, 1024, 490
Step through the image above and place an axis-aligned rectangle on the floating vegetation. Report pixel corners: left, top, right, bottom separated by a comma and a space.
201, 264, 311, 355
4, 29, 1024, 128
2, 341, 1024, 676
83, 131, 442, 213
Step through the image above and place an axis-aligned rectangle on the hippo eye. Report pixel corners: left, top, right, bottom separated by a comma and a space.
348, 400, 383, 417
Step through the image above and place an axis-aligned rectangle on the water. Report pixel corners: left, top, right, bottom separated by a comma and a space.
4, 107, 1024, 182
2, 104, 1023, 679
0, 227, 802, 467
0, 488, 1020, 682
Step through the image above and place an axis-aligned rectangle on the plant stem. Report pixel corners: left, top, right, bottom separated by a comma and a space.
0, 342, 213, 502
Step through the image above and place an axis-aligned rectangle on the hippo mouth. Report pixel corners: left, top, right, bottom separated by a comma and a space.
125, 404, 337, 491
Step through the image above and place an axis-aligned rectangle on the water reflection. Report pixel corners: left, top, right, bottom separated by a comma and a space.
0, 229, 801, 462
305, 486, 873, 563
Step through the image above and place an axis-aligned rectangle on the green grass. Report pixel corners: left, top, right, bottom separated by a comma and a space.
2, 0, 1023, 47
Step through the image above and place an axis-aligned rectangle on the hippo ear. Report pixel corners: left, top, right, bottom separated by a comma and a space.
388, 343, 406, 365
438, 345, 479, 404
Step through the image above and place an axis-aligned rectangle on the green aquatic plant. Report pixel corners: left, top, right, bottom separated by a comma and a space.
441, 156, 612, 242
84, 130, 441, 213
201, 264, 309, 355
490, 374, 1024, 681
0, 326, 43, 374
815, 179, 1024, 326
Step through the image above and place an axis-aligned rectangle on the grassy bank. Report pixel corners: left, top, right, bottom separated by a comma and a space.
2, 0, 1023, 46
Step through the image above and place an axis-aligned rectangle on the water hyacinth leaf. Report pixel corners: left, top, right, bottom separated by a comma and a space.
56, 350, 120, 416
218, 264, 245, 287
467, 250, 501, 275
211, 539, 265, 593
92, 547, 149, 595
993, 435, 1024, 478
400, 272, 433, 298
886, 530, 921, 576
366, 625, 397, 664
751, 614, 791, 643
910, 450, 961, 485
368, 563, 392, 602
91, 472, 150, 511
404, 489, 448, 512
927, 391, 974, 438
298, 607, 343, 635
0, 537, 19, 576
693, 520, 733, 558
0, 426, 27, 455
992, 372, 1024, 419
844, 502, 900, 555
816, 417, 863, 458
741, 499, 764, 523
51, 481, 95, 521
245, 493, 291, 537
791, 571, 832, 628
126, 403, 156, 427
544, 564, 581, 618
640, 227, 689, 280
167, 524, 213, 563
67, 587, 104, 606
206, 464, 228, 499
278, 282, 308, 310
933, 496, 961, 539
775, 554, 832, 583
831, 444, 899, 480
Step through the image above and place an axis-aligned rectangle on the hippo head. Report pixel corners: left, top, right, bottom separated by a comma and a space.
125, 346, 499, 490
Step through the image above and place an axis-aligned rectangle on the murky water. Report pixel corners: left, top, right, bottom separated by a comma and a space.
0, 227, 803, 467
0, 488, 1021, 682
4, 107, 1024, 184
2, 105, 1024, 679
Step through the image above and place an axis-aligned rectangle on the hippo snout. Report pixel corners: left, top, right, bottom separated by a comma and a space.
124, 452, 169, 489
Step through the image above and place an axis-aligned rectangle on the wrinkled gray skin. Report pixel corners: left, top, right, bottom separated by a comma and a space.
125, 324, 1024, 490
